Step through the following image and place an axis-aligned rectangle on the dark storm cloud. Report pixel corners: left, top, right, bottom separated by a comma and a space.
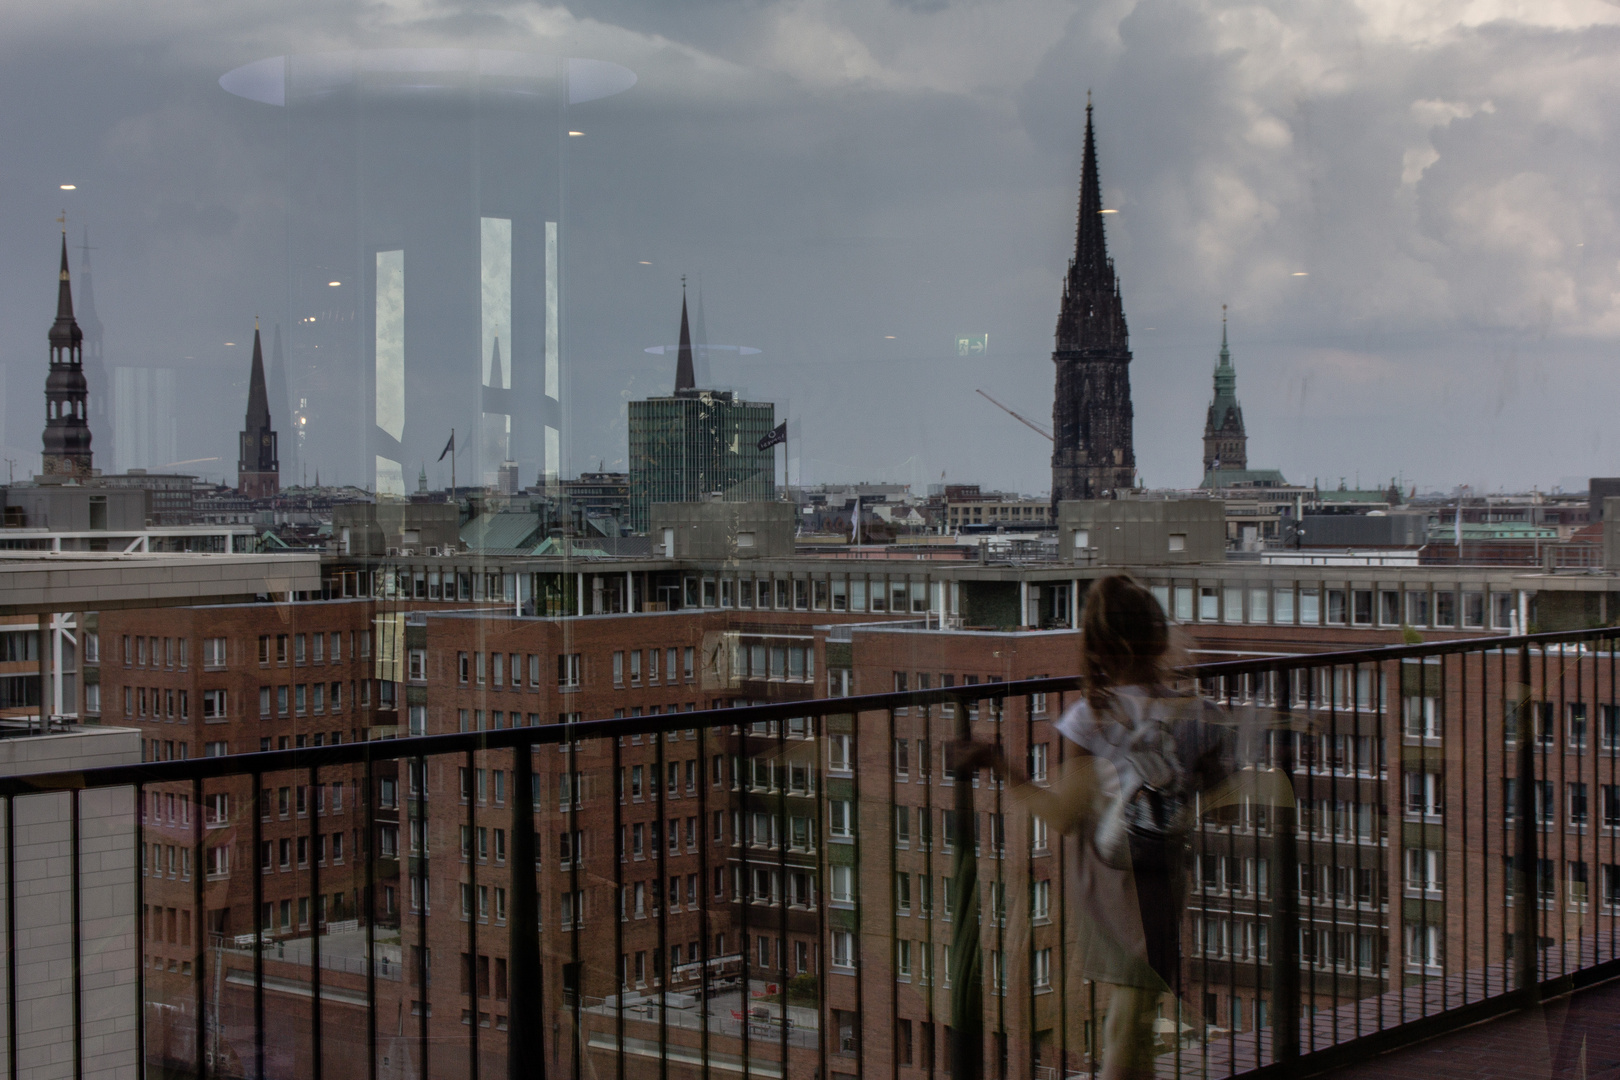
1, 0, 1616, 492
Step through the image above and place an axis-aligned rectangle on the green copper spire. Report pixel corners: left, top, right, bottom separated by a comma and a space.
1202, 305, 1246, 474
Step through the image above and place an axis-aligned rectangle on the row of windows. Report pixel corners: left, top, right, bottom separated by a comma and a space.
256, 631, 362, 667
1502, 857, 1620, 909
1504, 778, 1620, 827
686, 573, 942, 615
610, 647, 697, 687
1150, 584, 1517, 629
257, 681, 365, 717
258, 832, 351, 873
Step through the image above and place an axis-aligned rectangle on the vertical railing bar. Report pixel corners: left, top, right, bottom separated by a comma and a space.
251, 768, 265, 1080
889, 706, 901, 1080
1514, 645, 1536, 993
810, 713, 827, 1080
1250, 670, 1268, 1071
1049, 692, 1064, 1080
70, 788, 82, 1080
1540, 644, 1550, 984
1557, 646, 1570, 977
364, 747, 377, 1080
415, 754, 429, 1080
1195, 679, 1210, 1071
1459, 651, 1469, 1009
1434, 653, 1446, 1017
562, 728, 579, 1080
948, 690, 982, 1080
1023, 693, 1036, 1080
984, 696, 997, 1080
852, 708, 867, 1080
1600, 628, 1613, 965
922, 700, 937, 1080
611, 736, 624, 1080
1272, 671, 1299, 1066
1330, 664, 1345, 1046
192, 776, 205, 1080
655, 728, 668, 1080
133, 785, 144, 1080
1226, 677, 1239, 1069
775, 715, 790, 1074
464, 747, 479, 1080
738, 722, 753, 1076
508, 740, 539, 1080
308, 765, 323, 1080
1479, 647, 1490, 1003
696, 724, 712, 1076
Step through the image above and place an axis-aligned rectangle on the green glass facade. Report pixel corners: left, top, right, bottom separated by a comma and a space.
628, 390, 777, 532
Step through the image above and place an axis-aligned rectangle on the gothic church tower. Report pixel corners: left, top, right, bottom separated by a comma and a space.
1050, 101, 1135, 502
237, 324, 281, 498
41, 233, 93, 478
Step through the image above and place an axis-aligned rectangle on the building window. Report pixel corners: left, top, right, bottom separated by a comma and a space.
558, 654, 581, 688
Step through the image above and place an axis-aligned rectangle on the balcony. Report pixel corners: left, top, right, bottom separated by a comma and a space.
4, 627, 1619, 1080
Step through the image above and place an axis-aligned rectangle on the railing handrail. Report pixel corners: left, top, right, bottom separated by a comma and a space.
7, 623, 1618, 799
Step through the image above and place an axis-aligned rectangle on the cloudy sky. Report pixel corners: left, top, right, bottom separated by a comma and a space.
1, 0, 1617, 495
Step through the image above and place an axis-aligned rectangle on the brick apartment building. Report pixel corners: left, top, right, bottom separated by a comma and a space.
69, 516, 1620, 1079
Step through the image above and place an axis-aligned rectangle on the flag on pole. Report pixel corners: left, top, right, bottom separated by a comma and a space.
757, 422, 787, 452
438, 431, 455, 462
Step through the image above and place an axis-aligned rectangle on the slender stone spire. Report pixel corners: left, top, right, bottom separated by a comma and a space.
1203, 305, 1247, 475
1050, 99, 1135, 502
42, 231, 93, 478
1054, 98, 1128, 352
238, 322, 280, 498
674, 279, 696, 393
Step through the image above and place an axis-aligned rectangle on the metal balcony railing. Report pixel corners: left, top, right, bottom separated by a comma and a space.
5, 627, 1620, 1080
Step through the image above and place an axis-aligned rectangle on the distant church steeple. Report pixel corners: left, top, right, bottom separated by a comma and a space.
237, 323, 280, 498
42, 231, 94, 478
1050, 99, 1135, 503
1202, 307, 1247, 476
674, 280, 696, 394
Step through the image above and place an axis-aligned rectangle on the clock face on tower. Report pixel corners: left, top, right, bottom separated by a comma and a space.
262, 435, 271, 447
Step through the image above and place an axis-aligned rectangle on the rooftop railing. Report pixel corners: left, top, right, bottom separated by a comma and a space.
6, 626, 1620, 1080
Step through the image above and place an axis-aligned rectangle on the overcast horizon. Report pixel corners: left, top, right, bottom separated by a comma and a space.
2, 0, 1617, 498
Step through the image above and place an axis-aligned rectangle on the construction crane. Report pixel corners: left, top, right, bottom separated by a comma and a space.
975, 389, 1053, 442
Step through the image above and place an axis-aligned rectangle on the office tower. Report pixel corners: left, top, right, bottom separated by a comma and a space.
628, 293, 776, 532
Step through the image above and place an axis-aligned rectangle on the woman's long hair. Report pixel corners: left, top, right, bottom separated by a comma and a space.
1079, 573, 1172, 710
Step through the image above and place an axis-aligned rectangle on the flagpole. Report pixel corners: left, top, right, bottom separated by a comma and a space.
450, 428, 456, 505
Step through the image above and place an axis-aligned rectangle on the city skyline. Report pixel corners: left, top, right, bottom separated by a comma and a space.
0, 3, 1616, 497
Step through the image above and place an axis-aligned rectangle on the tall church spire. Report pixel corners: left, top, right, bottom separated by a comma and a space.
1203, 306, 1247, 475
238, 322, 280, 498
674, 280, 696, 393
41, 232, 93, 478
1050, 100, 1135, 502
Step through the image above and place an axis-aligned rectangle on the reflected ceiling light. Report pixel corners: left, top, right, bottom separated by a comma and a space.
1292, 271, 1309, 277
59, 184, 76, 191
225, 342, 237, 346
568, 130, 584, 136
638, 261, 651, 265
1099, 208, 1118, 214
884, 335, 896, 339
328, 281, 341, 286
